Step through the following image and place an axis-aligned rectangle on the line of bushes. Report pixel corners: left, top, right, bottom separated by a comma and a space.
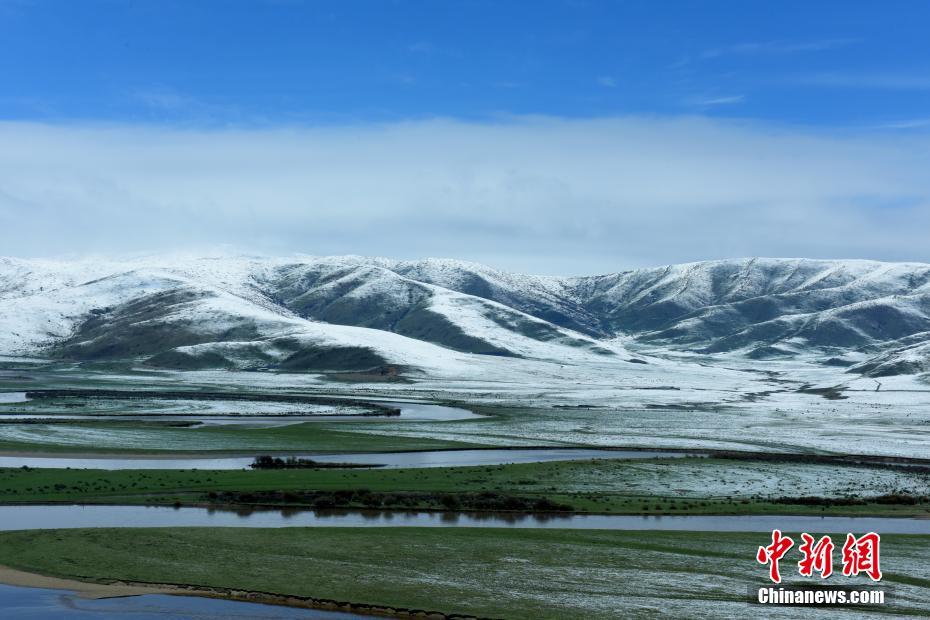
770, 493, 928, 507
249, 455, 374, 469
712, 451, 930, 473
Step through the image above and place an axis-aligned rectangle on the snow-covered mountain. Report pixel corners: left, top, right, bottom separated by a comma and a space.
2, 255, 929, 378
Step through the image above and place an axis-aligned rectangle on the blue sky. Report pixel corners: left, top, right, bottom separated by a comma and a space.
1, 1, 929, 272
3, 0, 929, 127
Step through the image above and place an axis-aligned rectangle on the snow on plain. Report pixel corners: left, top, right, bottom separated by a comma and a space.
2, 254, 930, 459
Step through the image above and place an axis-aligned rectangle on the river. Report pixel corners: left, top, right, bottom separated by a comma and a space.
0, 505, 926, 534
0, 447, 692, 470
0, 583, 363, 619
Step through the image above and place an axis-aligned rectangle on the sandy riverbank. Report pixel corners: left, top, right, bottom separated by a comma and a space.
0, 564, 460, 618
0, 564, 173, 598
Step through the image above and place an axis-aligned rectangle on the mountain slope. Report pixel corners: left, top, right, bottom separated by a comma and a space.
2, 255, 929, 378
569, 258, 930, 359
0, 256, 626, 377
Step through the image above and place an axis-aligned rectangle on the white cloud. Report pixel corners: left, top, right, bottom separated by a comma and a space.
701, 39, 856, 60
0, 116, 929, 274
875, 118, 930, 130
131, 87, 194, 111
797, 73, 930, 90
596, 76, 617, 88
686, 94, 745, 106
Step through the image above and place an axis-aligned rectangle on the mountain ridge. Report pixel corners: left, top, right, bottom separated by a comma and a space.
2, 255, 929, 378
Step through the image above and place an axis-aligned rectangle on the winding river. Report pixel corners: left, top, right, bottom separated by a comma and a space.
0, 394, 480, 426
0, 448, 691, 470
0, 392, 698, 469
1, 390, 926, 617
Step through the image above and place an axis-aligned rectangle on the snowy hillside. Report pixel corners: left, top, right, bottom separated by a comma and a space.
570, 258, 930, 359
0, 255, 627, 377
1, 255, 929, 379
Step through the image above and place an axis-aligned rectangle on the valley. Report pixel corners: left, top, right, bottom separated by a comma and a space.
1, 255, 929, 617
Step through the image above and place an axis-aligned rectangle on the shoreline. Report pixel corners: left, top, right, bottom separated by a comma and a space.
0, 564, 468, 619
0, 499, 929, 520
0, 445, 677, 460
0, 564, 173, 599
4, 445, 930, 467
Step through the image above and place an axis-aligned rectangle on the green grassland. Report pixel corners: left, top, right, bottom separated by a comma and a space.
2, 458, 929, 517
0, 527, 927, 618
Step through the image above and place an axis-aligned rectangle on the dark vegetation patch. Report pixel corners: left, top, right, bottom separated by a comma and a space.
644, 402, 722, 410
323, 367, 411, 383
796, 384, 848, 400
250, 456, 376, 470
711, 450, 930, 474
145, 350, 236, 370
278, 346, 390, 372
256, 338, 395, 373
771, 493, 929, 507
741, 391, 777, 402
746, 345, 795, 360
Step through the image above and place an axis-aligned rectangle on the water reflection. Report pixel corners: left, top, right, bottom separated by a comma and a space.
0, 504, 925, 533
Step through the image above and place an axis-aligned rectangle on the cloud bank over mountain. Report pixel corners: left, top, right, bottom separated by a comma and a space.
1, 116, 929, 274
